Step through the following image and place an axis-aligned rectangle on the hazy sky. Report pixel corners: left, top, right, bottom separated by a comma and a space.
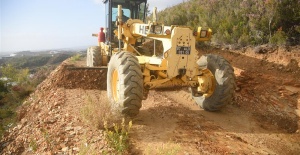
0, 0, 183, 53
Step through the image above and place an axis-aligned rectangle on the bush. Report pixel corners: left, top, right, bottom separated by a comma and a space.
80, 93, 121, 130
0, 64, 40, 140
238, 33, 251, 47
0, 81, 8, 104
70, 54, 82, 62
0, 107, 17, 138
269, 28, 287, 45
80, 93, 133, 154
104, 118, 132, 154
156, 0, 299, 46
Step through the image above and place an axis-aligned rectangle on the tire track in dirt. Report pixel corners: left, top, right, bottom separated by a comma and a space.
129, 88, 300, 154
128, 47, 300, 154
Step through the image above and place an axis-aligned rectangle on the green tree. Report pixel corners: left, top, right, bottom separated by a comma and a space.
1, 64, 18, 84
276, 0, 300, 45
0, 80, 8, 105
1, 64, 29, 85
154, 0, 299, 46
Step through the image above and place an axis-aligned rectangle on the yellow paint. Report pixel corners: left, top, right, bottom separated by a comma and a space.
112, 69, 119, 102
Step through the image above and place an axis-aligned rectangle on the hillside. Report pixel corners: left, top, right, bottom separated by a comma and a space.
0, 45, 299, 154
1, 53, 74, 70
156, 0, 300, 46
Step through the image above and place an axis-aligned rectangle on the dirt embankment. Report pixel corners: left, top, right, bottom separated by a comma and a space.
1, 46, 300, 154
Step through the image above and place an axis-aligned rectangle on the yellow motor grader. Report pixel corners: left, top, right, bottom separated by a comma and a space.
86, 0, 235, 116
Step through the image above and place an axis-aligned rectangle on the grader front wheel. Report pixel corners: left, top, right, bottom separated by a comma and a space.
191, 54, 236, 111
107, 51, 143, 117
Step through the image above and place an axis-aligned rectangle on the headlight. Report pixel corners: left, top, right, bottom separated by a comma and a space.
196, 27, 212, 41
200, 30, 207, 38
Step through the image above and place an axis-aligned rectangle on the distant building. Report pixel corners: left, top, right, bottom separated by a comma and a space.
49, 51, 60, 54
1, 56, 13, 60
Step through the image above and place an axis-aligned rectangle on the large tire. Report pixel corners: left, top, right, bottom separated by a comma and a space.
86, 46, 101, 67
107, 51, 143, 117
92, 46, 101, 67
192, 54, 235, 111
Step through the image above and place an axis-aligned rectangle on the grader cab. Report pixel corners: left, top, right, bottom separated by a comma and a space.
86, 0, 235, 117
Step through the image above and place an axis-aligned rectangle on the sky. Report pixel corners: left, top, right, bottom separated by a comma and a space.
0, 0, 183, 53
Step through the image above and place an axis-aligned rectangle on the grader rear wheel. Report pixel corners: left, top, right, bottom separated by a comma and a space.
87, 45, 109, 67
88, 46, 101, 67
107, 51, 143, 117
191, 54, 236, 111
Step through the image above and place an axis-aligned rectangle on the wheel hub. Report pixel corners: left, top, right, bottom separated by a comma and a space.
197, 69, 216, 98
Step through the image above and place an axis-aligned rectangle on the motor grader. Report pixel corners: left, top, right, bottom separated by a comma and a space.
86, 0, 235, 116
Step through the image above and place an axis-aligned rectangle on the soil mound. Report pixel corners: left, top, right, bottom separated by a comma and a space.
37, 61, 107, 91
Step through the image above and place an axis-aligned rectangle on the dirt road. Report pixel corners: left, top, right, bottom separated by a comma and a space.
1, 46, 300, 154
130, 46, 300, 154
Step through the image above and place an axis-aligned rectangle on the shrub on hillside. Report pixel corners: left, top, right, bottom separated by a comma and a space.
238, 33, 251, 47
156, 0, 299, 46
0, 65, 36, 139
269, 28, 287, 45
